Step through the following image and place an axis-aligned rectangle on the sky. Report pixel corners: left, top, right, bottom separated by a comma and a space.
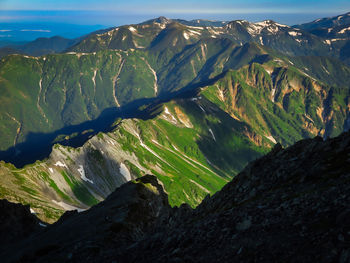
0, 0, 349, 41
1, 0, 350, 14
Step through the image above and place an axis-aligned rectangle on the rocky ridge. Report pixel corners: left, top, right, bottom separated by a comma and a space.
2, 131, 350, 262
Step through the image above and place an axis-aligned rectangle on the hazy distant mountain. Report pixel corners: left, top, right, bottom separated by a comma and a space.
294, 12, 350, 64
295, 12, 350, 31
141, 16, 228, 27
0, 36, 78, 58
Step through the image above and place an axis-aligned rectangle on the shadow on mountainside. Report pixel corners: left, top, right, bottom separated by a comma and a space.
0, 97, 160, 168
0, 72, 229, 168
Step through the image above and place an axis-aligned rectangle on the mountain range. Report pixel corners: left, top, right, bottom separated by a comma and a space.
0, 12, 349, 225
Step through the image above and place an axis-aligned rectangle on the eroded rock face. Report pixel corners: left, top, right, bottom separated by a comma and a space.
2, 132, 350, 263
135, 132, 350, 263
1, 175, 171, 262
0, 199, 42, 246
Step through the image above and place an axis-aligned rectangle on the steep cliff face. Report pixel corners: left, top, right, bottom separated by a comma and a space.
0, 199, 42, 247
202, 61, 349, 144
129, 132, 350, 263
2, 131, 350, 262
0, 175, 172, 262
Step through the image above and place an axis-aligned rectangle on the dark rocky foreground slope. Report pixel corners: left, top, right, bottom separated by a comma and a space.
1, 132, 350, 263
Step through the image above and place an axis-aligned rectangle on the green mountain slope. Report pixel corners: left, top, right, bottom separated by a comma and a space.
1, 17, 350, 159
202, 61, 349, 143
0, 39, 283, 156
0, 50, 158, 153
1, 51, 349, 223
0, 95, 269, 223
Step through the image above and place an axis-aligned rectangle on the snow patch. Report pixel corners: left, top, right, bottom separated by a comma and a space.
247, 20, 288, 35
198, 104, 206, 113
49, 168, 54, 174
133, 131, 171, 166
200, 44, 207, 60
339, 26, 350, 34
172, 144, 179, 151
288, 31, 302, 36
329, 38, 347, 42
182, 189, 191, 200
273, 58, 284, 64
92, 69, 97, 87
186, 25, 204, 30
30, 208, 35, 214
183, 32, 189, 40
54, 161, 67, 168
188, 29, 201, 35
217, 87, 224, 101
152, 140, 220, 177
128, 26, 137, 32
265, 135, 277, 144
189, 179, 210, 194
39, 223, 47, 227
208, 128, 216, 141
304, 114, 315, 123
141, 57, 158, 95
322, 65, 330, 75
133, 40, 145, 49
52, 200, 85, 212
259, 36, 263, 45
119, 163, 131, 181
163, 107, 177, 124
271, 88, 276, 102
78, 165, 94, 184
264, 68, 273, 75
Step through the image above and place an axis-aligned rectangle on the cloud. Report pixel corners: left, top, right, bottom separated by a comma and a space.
20, 29, 51, 32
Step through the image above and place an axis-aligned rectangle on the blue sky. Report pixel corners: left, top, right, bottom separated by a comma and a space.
0, 0, 349, 41
1, 0, 350, 14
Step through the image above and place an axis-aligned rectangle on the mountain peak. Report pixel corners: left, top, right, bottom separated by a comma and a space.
155, 16, 172, 24
259, 19, 276, 24
142, 16, 172, 25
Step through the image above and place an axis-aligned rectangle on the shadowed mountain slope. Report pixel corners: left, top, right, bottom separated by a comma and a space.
2, 131, 350, 262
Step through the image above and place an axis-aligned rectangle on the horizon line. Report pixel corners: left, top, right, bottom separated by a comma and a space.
0, 9, 347, 15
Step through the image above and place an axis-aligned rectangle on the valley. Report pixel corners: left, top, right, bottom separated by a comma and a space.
0, 12, 349, 225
